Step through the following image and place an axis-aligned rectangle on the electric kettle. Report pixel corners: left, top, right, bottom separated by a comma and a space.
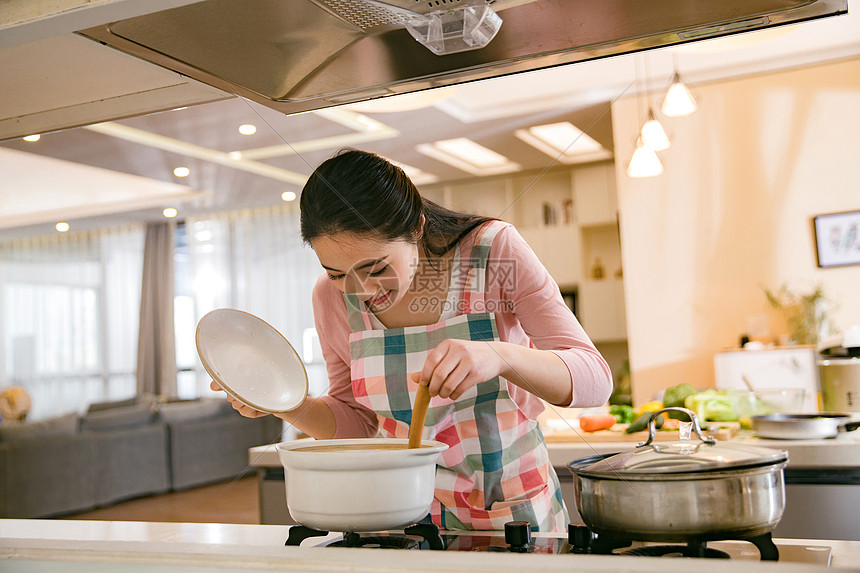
818, 325, 860, 412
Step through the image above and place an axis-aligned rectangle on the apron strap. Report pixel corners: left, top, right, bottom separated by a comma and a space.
458, 220, 506, 310
344, 292, 373, 332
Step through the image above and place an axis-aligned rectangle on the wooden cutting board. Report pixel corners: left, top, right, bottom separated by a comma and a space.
543, 423, 740, 443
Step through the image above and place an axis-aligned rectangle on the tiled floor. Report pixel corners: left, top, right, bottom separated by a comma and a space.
59, 476, 260, 524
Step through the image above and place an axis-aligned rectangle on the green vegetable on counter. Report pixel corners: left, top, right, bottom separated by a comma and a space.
625, 411, 664, 433
662, 383, 699, 420
609, 404, 637, 424
683, 389, 738, 422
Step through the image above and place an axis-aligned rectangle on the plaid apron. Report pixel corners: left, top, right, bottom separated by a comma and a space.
345, 221, 568, 532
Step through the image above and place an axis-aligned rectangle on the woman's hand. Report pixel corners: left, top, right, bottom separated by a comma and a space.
419, 339, 505, 400
209, 380, 269, 418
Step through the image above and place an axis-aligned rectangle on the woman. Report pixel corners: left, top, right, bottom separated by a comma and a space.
214, 149, 612, 532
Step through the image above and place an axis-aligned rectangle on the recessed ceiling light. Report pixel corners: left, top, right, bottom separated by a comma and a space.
163, 207, 178, 218
23, 134, 40, 142
281, 191, 297, 202
515, 122, 612, 164
238, 124, 257, 135
55, 222, 70, 232
416, 138, 520, 176
387, 159, 439, 185
173, 166, 190, 177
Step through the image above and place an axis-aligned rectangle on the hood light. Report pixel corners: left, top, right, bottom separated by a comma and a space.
404, 3, 502, 55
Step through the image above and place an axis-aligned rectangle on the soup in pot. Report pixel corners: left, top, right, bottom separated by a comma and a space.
295, 443, 431, 452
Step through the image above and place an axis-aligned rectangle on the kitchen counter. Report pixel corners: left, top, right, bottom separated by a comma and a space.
3, 519, 860, 572
250, 430, 860, 469
249, 432, 860, 540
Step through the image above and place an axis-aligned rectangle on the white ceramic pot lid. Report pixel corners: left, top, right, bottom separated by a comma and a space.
195, 308, 308, 413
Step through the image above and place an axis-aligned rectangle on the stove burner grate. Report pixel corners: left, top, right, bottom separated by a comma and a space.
285, 519, 445, 550
331, 534, 421, 549
568, 525, 779, 561
623, 545, 731, 559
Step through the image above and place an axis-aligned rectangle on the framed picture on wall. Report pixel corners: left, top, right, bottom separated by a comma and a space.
813, 210, 860, 268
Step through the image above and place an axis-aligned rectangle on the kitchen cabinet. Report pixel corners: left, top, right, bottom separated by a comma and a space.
577, 278, 626, 342
572, 162, 618, 226
517, 226, 581, 287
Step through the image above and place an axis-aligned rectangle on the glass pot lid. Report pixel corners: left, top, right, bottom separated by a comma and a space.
574, 407, 787, 476
578, 440, 788, 476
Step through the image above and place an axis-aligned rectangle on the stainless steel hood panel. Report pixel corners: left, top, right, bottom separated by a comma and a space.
79, 0, 847, 116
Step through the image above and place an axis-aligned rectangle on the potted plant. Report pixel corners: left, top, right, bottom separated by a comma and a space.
764, 283, 833, 346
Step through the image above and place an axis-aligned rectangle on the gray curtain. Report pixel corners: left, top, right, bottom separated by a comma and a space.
136, 222, 177, 398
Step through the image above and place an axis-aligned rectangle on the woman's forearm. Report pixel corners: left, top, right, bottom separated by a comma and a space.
275, 396, 338, 439
490, 341, 573, 406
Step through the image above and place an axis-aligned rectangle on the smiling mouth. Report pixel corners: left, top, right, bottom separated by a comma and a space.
369, 290, 392, 307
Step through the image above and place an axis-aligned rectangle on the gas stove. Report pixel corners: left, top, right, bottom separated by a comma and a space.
285, 520, 833, 565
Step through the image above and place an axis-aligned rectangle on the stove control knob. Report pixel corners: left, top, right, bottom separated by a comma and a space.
568, 524, 593, 552
504, 521, 533, 553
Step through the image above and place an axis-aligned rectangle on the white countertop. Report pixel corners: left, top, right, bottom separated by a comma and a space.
249, 432, 860, 469
3, 520, 860, 573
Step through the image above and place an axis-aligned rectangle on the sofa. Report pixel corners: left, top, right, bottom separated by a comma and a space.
0, 397, 283, 518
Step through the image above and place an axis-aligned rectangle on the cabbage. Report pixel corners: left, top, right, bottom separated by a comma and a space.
683, 389, 737, 422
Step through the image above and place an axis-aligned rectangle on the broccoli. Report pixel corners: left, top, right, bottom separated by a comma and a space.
609, 404, 637, 424
663, 383, 699, 420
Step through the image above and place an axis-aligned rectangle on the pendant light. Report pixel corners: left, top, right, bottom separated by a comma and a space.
626, 54, 664, 178
661, 71, 698, 117
626, 137, 664, 178
640, 108, 670, 151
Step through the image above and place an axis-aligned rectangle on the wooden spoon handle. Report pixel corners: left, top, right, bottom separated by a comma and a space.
408, 384, 431, 449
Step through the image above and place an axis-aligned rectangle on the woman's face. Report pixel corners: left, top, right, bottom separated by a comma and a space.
311, 232, 419, 311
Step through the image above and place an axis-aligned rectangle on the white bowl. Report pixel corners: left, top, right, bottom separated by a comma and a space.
277, 438, 448, 532
196, 308, 308, 413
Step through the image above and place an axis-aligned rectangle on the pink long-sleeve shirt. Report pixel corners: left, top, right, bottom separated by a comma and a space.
313, 221, 613, 438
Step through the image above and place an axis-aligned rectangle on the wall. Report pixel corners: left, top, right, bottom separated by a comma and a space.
612, 57, 860, 405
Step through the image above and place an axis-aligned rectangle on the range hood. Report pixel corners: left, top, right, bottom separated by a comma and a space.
70, 0, 845, 116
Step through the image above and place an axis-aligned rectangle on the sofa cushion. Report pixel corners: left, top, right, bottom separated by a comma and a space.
0, 412, 79, 442
158, 398, 227, 424
82, 404, 156, 431
86, 397, 137, 413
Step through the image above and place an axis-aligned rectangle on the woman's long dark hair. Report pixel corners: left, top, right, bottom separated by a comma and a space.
300, 149, 494, 257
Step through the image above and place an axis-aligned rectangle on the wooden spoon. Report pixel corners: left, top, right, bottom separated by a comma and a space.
408, 383, 431, 449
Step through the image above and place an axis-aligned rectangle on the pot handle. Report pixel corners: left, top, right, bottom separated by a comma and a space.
639, 407, 717, 447
841, 420, 860, 433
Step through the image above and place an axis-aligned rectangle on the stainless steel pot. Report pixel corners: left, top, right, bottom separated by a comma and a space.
567, 407, 788, 542
276, 438, 448, 532
751, 413, 860, 439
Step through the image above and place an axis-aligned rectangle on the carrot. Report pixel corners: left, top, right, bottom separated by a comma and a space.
579, 413, 617, 432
